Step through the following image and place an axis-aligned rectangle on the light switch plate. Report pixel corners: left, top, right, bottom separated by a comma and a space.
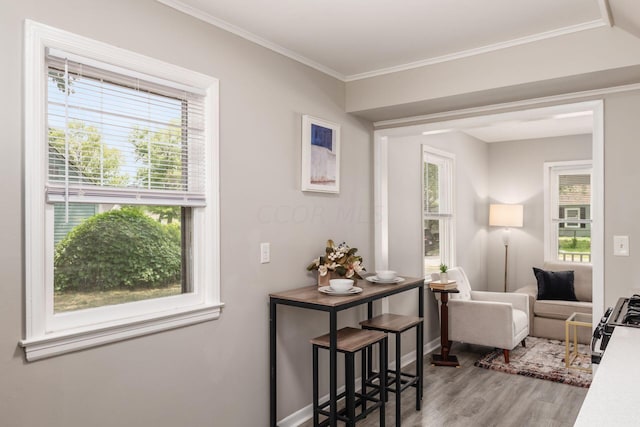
613, 235, 629, 256
260, 242, 270, 263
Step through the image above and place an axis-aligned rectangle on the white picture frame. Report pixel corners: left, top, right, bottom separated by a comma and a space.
301, 115, 340, 193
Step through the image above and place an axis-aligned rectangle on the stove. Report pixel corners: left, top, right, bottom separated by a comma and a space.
592, 295, 640, 363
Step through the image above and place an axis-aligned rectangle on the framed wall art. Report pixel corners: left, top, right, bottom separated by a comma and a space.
301, 115, 340, 193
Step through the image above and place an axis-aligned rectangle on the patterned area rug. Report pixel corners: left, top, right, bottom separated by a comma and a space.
474, 336, 592, 388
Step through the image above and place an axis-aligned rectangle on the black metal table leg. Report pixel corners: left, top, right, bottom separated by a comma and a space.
270, 299, 277, 427
346, 352, 356, 426
395, 332, 402, 426
418, 320, 424, 404
380, 337, 387, 427
367, 301, 374, 379
312, 344, 319, 426
418, 285, 424, 401
329, 310, 338, 426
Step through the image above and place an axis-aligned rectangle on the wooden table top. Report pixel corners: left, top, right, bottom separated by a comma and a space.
269, 276, 424, 308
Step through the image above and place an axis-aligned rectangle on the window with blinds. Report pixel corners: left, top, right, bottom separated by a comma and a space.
46, 48, 206, 207
43, 48, 211, 313
24, 21, 221, 361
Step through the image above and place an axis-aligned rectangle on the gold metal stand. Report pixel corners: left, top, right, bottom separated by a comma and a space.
565, 312, 592, 371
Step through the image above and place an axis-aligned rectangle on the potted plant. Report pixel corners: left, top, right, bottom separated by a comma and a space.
439, 263, 449, 284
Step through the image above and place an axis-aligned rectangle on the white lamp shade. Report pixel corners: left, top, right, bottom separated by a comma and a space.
489, 204, 523, 227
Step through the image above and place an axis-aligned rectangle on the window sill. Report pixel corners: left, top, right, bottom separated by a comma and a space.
20, 303, 224, 361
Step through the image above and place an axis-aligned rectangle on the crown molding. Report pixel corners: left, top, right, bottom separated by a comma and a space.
156, 1, 608, 84
345, 19, 608, 81
156, 0, 347, 81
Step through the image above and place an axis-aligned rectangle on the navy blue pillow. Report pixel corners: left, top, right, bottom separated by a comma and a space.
533, 267, 578, 301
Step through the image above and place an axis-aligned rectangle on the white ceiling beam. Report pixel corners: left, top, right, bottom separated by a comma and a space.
372, 82, 640, 128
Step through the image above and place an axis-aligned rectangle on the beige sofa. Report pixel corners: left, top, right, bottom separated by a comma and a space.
514, 262, 592, 344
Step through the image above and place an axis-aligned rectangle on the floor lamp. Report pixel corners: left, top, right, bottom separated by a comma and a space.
489, 204, 523, 292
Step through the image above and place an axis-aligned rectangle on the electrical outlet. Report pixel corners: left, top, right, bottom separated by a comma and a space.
613, 235, 629, 256
260, 242, 270, 263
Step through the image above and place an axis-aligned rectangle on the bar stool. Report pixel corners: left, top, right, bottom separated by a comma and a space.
360, 314, 424, 426
311, 327, 388, 426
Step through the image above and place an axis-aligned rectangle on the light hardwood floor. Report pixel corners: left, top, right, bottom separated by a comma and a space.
303, 342, 588, 426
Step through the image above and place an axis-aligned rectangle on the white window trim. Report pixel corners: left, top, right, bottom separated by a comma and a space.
422, 145, 456, 270
543, 160, 593, 263
22, 20, 222, 361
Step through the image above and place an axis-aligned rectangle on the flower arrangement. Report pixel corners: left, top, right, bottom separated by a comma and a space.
307, 239, 365, 279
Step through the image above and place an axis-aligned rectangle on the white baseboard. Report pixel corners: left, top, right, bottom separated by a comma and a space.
401, 336, 440, 367
278, 335, 441, 427
277, 385, 344, 427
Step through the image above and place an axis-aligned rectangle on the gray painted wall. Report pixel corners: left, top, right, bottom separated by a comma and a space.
1, 1, 372, 425
604, 91, 640, 303
487, 134, 592, 292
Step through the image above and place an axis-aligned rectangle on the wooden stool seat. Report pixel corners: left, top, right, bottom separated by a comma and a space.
311, 327, 387, 353
360, 314, 424, 426
311, 327, 387, 426
360, 313, 423, 333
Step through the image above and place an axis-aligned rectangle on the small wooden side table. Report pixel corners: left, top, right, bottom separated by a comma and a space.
430, 287, 460, 367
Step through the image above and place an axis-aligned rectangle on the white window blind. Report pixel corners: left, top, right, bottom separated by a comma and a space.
46, 49, 206, 207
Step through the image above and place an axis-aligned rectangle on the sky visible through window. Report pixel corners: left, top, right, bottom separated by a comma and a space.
47, 71, 183, 187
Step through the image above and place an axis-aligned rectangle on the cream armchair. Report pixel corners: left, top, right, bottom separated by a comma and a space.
432, 267, 529, 363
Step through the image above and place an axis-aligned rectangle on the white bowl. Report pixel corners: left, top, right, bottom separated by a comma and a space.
376, 270, 397, 281
329, 279, 354, 292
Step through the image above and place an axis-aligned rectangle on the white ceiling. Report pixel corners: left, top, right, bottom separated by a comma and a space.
158, 0, 607, 80
158, 0, 603, 141
462, 112, 593, 142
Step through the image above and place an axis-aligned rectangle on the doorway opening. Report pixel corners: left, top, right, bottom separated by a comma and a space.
374, 100, 604, 325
